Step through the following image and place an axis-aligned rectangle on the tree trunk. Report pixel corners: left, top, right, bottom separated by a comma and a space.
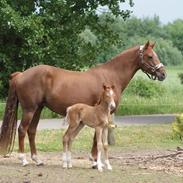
108, 114, 116, 145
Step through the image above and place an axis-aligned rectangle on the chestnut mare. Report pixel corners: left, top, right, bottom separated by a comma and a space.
0, 41, 166, 166
63, 84, 116, 172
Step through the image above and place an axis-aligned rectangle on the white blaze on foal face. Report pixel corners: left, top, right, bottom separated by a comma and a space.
106, 88, 116, 109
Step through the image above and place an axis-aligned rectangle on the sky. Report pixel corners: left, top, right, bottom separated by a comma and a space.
122, 0, 183, 24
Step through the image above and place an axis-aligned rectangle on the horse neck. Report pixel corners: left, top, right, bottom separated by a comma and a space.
102, 46, 140, 92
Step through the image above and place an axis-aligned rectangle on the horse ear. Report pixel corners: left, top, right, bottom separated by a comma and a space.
151, 42, 156, 48
144, 40, 150, 50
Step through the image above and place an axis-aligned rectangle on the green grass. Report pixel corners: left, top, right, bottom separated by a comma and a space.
13, 124, 182, 152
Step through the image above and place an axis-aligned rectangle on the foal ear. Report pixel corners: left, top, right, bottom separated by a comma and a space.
111, 85, 115, 90
103, 83, 107, 90
144, 40, 150, 50
151, 42, 156, 48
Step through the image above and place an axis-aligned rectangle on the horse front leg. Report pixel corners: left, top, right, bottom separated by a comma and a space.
95, 127, 103, 172
27, 107, 43, 166
18, 110, 35, 166
103, 127, 112, 170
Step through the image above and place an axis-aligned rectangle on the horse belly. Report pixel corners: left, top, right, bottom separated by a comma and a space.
45, 87, 98, 116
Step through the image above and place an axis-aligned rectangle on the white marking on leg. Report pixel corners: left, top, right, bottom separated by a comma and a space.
31, 154, 44, 166
67, 151, 72, 168
105, 159, 112, 170
97, 151, 103, 172
89, 154, 97, 168
18, 153, 29, 166
62, 152, 68, 168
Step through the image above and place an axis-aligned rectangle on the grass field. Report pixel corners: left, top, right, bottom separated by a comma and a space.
13, 123, 182, 152
2, 124, 181, 183
1, 122, 183, 183
0, 66, 183, 119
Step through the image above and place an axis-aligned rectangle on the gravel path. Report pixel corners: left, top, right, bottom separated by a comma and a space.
0, 114, 175, 130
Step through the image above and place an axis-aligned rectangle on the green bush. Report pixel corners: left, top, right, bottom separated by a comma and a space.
178, 73, 183, 84
155, 38, 183, 66
172, 114, 183, 139
126, 77, 165, 98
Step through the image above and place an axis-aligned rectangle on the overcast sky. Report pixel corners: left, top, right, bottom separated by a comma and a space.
123, 0, 183, 24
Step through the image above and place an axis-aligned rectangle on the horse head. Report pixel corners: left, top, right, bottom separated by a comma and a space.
139, 41, 166, 81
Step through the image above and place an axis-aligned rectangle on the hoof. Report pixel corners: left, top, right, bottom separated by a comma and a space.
18, 153, 29, 167
63, 162, 68, 169
68, 163, 72, 169
36, 162, 44, 166
22, 161, 29, 167
98, 167, 103, 172
107, 166, 112, 170
91, 161, 97, 169
32, 155, 44, 166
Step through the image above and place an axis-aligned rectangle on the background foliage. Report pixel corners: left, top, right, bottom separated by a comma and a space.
0, 0, 183, 108
0, 0, 133, 97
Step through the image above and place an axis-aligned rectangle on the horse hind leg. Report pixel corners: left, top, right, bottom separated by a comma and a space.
18, 109, 36, 166
27, 106, 43, 166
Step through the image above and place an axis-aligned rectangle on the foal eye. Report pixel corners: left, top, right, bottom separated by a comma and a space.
148, 55, 153, 60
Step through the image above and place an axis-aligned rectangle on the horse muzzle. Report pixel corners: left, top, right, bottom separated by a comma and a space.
155, 68, 166, 81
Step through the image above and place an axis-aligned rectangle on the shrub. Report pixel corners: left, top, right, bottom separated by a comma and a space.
178, 73, 183, 84
155, 38, 183, 66
126, 77, 165, 98
172, 114, 183, 139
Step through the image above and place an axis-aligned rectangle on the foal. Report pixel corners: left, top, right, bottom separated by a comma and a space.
62, 84, 116, 172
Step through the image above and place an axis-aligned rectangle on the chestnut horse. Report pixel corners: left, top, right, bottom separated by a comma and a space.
0, 41, 166, 166
63, 84, 116, 171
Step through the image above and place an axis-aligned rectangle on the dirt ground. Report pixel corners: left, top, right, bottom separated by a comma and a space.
0, 149, 183, 183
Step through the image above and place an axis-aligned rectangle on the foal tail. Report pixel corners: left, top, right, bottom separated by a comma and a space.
64, 107, 71, 125
0, 73, 19, 155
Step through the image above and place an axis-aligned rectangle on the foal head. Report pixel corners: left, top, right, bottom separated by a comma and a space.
139, 41, 166, 81
100, 84, 116, 111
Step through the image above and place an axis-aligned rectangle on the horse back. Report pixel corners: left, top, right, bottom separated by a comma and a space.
14, 65, 102, 115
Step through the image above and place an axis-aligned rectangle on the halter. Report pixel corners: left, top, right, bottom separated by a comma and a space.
139, 45, 164, 80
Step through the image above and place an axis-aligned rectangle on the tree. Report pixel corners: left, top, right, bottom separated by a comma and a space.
164, 19, 183, 54
0, 0, 134, 98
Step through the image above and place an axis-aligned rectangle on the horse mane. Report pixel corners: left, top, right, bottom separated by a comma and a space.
89, 45, 140, 71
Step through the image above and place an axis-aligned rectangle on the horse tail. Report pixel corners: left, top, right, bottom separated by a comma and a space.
0, 73, 20, 155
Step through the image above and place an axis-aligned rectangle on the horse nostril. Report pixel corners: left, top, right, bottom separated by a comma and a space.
162, 72, 166, 78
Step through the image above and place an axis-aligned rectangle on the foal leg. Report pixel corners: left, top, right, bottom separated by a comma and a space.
63, 122, 80, 168
67, 123, 84, 168
102, 127, 112, 170
27, 107, 43, 166
95, 127, 103, 172
18, 110, 36, 166
90, 132, 98, 168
